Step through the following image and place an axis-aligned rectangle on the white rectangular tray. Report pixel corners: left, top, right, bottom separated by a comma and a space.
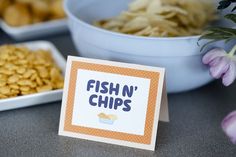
0, 19, 68, 40
0, 41, 66, 111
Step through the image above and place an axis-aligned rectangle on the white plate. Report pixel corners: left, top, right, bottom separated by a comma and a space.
0, 19, 68, 40
0, 41, 66, 111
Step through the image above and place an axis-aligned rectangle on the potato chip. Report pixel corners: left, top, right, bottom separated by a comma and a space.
134, 26, 153, 36
102, 20, 124, 29
94, 0, 217, 37
153, 6, 188, 15
146, 0, 162, 14
129, 0, 150, 11
121, 16, 150, 33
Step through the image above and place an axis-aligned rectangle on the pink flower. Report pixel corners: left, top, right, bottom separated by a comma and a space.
222, 111, 236, 144
202, 48, 236, 86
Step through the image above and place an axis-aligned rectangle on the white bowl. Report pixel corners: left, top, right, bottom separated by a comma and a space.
64, 0, 235, 93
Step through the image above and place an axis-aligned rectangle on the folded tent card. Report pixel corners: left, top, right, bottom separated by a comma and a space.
59, 56, 169, 151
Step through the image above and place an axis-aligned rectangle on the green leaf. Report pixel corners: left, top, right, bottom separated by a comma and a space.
225, 14, 236, 23
200, 40, 222, 52
199, 0, 236, 51
207, 27, 236, 33
218, 0, 231, 10
232, 6, 236, 11
199, 34, 225, 40
225, 37, 234, 43
199, 26, 236, 51
218, 0, 236, 10
201, 27, 236, 39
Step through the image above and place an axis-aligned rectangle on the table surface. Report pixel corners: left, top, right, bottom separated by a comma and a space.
0, 30, 236, 157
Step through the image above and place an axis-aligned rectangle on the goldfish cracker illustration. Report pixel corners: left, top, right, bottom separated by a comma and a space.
98, 113, 118, 125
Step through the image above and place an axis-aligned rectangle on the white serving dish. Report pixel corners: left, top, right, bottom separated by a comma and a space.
64, 0, 236, 93
0, 19, 68, 40
0, 41, 66, 111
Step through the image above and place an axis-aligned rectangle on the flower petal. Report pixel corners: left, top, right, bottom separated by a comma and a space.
209, 56, 222, 67
202, 48, 226, 65
209, 57, 230, 79
222, 61, 236, 86
222, 111, 236, 144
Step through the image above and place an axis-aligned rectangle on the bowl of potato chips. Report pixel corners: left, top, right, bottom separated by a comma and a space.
65, 0, 234, 93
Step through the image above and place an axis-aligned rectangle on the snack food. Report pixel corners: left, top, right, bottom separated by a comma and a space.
0, 0, 66, 27
0, 45, 64, 99
3, 3, 32, 27
50, 0, 66, 19
98, 113, 118, 125
94, 0, 217, 37
0, 0, 11, 16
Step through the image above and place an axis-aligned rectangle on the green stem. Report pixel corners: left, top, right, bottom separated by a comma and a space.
228, 44, 236, 56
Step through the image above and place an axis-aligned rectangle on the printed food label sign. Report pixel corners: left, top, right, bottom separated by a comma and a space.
59, 56, 169, 151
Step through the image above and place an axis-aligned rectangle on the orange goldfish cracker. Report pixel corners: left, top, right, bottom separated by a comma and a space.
7, 75, 20, 84
16, 67, 26, 74
0, 80, 7, 87
0, 45, 64, 99
0, 86, 11, 95
22, 69, 35, 78
20, 86, 31, 92
21, 89, 37, 95
1, 0, 66, 26
3, 3, 32, 27
9, 84, 20, 90
0, 93, 8, 99
50, 0, 66, 19
0, 0, 11, 17
36, 85, 53, 93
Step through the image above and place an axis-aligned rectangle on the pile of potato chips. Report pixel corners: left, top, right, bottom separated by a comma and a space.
94, 0, 217, 37
0, 45, 64, 99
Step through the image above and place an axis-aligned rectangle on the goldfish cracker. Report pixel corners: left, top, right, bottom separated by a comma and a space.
31, 0, 50, 21
0, 0, 11, 17
15, 0, 33, 4
3, 3, 32, 27
1, 0, 66, 26
36, 85, 53, 93
32, 15, 44, 23
0, 45, 64, 99
50, 0, 66, 19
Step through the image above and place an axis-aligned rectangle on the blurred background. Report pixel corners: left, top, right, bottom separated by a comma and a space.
0, 0, 65, 27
